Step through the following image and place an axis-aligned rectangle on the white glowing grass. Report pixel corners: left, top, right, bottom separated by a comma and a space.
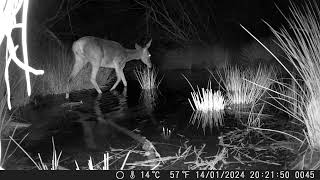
183, 76, 226, 130
241, 1, 320, 150
134, 67, 162, 90
188, 88, 225, 130
188, 83, 226, 112
0, 0, 44, 109
215, 65, 276, 107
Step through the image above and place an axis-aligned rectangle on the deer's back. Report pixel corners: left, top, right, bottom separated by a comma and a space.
73, 36, 126, 66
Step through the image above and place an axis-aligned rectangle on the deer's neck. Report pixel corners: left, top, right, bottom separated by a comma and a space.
125, 49, 142, 62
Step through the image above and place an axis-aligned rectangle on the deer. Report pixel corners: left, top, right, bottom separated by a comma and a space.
66, 36, 152, 99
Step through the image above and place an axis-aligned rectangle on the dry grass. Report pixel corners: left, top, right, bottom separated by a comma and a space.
185, 145, 227, 170
219, 129, 283, 167
10, 137, 204, 170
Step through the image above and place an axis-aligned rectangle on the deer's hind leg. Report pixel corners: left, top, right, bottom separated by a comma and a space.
68, 55, 86, 83
66, 55, 86, 99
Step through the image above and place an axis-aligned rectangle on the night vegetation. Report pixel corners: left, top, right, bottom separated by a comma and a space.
1, 0, 320, 172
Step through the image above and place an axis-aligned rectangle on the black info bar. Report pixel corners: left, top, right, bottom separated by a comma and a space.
0, 170, 318, 180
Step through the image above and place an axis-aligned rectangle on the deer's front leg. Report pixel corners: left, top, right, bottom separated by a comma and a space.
110, 64, 121, 91
120, 69, 127, 87
90, 64, 102, 94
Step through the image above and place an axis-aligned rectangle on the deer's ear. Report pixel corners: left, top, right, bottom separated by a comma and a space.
145, 39, 152, 48
135, 43, 142, 49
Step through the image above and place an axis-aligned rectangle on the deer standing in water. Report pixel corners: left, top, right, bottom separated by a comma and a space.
66, 37, 152, 98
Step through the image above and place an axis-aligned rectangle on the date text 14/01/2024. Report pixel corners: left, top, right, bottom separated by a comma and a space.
179, 170, 315, 179
137, 170, 316, 179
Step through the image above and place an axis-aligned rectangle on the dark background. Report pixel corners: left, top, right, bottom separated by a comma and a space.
27, 0, 293, 48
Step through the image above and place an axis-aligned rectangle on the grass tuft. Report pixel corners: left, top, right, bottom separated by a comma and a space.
134, 67, 162, 90
188, 82, 225, 112
214, 65, 276, 108
184, 75, 226, 131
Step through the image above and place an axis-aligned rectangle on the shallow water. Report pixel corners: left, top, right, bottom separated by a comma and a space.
8, 69, 228, 169
6, 69, 291, 170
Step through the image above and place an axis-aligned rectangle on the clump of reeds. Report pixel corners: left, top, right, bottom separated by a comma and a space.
188, 82, 225, 112
134, 67, 162, 90
216, 65, 276, 108
184, 76, 226, 130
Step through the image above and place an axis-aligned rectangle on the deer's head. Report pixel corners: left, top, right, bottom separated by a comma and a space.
135, 39, 152, 68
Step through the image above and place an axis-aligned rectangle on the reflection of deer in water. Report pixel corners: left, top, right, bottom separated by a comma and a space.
94, 93, 158, 159
66, 37, 152, 98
